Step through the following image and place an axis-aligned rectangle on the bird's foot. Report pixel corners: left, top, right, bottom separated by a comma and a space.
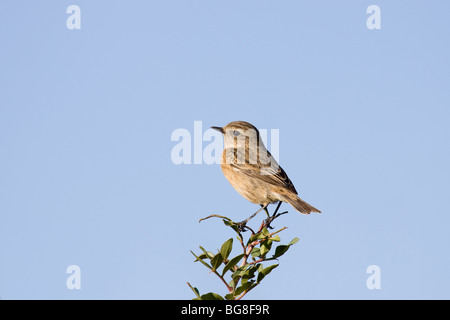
236, 221, 249, 232
264, 211, 288, 229
264, 217, 275, 229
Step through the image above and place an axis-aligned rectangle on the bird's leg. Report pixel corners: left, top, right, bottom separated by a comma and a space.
265, 201, 287, 229
237, 204, 267, 232
263, 206, 271, 218
272, 201, 282, 217
263, 206, 274, 229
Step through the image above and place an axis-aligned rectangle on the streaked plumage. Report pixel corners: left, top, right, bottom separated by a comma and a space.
212, 121, 320, 215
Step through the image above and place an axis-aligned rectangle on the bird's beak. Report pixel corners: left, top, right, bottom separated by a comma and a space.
211, 126, 224, 134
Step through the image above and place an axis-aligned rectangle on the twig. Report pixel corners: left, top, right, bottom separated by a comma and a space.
213, 270, 233, 293
241, 240, 260, 267
193, 206, 291, 300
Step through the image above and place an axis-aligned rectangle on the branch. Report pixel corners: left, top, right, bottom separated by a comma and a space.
213, 270, 233, 293
190, 208, 297, 300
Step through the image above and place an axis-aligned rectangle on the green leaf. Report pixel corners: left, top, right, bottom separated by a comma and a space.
249, 227, 271, 244
259, 239, 273, 257
234, 281, 254, 296
224, 293, 235, 300
194, 253, 208, 261
241, 264, 260, 284
198, 246, 214, 259
223, 220, 242, 235
270, 234, 281, 242
260, 244, 269, 256
228, 278, 235, 290
257, 264, 279, 283
191, 251, 212, 270
232, 264, 249, 280
261, 227, 270, 238
271, 237, 299, 259
187, 282, 201, 299
248, 233, 260, 243
200, 292, 224, 300
222, 253, 245, 276
251, 247, 260, 258
272, 245, 290, 259
210, 252, 223, 271
223, 219, 234, 226
220, 238, 233, 261
196, 252, 214, 261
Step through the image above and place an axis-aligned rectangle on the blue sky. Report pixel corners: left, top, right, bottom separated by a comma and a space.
1, 1, 449, 299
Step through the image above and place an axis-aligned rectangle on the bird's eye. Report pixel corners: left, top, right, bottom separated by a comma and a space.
232, 130, 241, 137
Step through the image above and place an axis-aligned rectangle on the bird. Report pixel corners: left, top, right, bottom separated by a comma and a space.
211, 121, 320, 226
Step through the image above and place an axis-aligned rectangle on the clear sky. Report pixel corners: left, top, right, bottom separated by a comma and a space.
1, 1, 449, 300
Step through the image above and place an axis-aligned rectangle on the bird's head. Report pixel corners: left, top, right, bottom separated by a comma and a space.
211, 121, 261, 149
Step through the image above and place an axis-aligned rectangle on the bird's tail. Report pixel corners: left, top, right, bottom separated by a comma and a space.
281, 193, 321, 215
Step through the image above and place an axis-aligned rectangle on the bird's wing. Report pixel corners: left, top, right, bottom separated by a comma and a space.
225, 148, 298, 195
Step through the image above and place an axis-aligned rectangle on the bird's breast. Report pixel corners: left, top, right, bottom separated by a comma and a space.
220, 159, 279, 206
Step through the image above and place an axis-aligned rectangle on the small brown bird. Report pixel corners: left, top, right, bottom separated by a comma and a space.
212, 121, 320, 225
